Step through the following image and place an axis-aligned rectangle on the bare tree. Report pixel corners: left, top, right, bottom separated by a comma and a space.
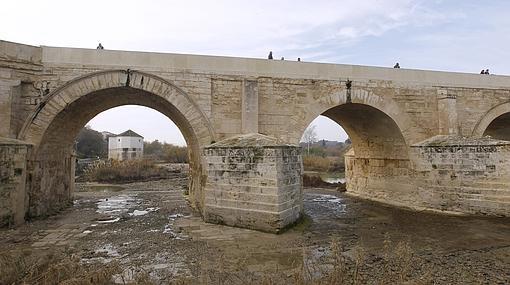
301, 124, 317, 155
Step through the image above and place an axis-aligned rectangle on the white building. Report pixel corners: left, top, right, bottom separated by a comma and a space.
108, 130, 144, 160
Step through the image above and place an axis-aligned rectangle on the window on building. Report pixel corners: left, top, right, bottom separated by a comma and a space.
132, 148, 137, 151
122, 148, 128, 151
131, 153, 137, 158
118, 139, 121, 142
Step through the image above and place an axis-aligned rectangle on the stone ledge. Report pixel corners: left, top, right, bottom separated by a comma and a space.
412, 135, 510, 147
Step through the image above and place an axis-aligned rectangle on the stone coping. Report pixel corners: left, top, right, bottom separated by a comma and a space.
411, 135, 510, 147
205, 133, 297, 148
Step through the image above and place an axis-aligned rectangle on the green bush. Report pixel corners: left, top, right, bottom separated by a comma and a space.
144, 140, 188, 163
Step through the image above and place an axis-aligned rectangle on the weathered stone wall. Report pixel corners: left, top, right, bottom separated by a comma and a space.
410, 136, 510, 216
203, 134, 302, 232
0, 138, 31, 226
345, 148, 415, 207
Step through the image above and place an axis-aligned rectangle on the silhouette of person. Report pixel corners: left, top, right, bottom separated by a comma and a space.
480, 69, 485, 74
281, 57, 285, 60
297, 58, 301, 62
485, 69, 490, 75
394, 62, 400, 68
97, 43, 104, 50
268, 51, 273, 59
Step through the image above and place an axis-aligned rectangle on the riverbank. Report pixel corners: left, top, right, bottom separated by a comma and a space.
1, 177, 509, 284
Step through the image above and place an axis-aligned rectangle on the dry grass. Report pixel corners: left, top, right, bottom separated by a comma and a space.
0, 236, 430, 285
0, 249, 122, 285
303, 156, 345, 173
303, 156, 331, 172
83, 159, 169, 183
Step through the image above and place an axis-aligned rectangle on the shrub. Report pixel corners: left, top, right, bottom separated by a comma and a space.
303, 155, 330, 171
83, 159, 168, 183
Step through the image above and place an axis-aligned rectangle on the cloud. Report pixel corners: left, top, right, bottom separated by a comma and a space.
0, 0, 437, 57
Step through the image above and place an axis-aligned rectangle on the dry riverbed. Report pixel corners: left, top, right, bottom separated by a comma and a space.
1, 175, 509, 284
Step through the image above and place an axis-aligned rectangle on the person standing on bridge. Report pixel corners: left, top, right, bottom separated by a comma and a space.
394, 62, 400, 68
268, 51, 273, 59
97, 43, 104, 50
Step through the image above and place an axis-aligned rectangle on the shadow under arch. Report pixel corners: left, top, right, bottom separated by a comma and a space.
472, 102, 510, 140
300, 103, 413, 205
19, 70, 215, 218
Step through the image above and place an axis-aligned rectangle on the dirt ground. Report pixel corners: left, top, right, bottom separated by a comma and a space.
1, 175, 509, 284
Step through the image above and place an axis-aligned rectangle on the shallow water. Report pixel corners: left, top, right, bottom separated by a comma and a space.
320, 172, 346, 184
96, 195, 139, 216
84, 185, 125, 192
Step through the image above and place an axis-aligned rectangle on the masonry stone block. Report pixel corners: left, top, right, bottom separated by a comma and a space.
410, 135, 510, 216
202, 133, 302, 233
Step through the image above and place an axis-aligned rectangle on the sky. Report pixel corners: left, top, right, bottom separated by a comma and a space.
2, 0, 509, 145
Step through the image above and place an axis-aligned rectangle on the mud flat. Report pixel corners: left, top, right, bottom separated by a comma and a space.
1, 175, 509, 284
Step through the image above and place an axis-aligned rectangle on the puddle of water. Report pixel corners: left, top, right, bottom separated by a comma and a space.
169, 213, 184, 219
312, 194, 343, 204
163, 225, 188, 240
322, 177, 346, 184
82, 243, 123, 264
311, 194, 347, 213
97, 217, 121, 224
112, 253, 191, 284
128, 207, 160, 217
88, 185, 125, 192
163, 213, 189, 239
96, 195, 139, 215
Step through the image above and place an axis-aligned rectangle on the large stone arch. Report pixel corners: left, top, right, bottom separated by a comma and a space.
472, 102, 510, 139
19, 70, 215, 218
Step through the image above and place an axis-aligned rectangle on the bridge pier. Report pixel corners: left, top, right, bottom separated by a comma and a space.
410, 136, 510, 216
0, 138, 31, 227
202, 133, 303, 233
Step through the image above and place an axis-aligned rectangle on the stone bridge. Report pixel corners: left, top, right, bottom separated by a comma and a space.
1, 40, 510, 231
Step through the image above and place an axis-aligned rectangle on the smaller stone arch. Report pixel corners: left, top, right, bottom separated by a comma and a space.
290, 90, 413, 146
472, 102, 510, 138
293, 90, 414, 209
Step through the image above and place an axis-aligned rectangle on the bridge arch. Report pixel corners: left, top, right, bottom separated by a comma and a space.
295, 92, 413, 204
289, 91, 412, 146
472, 102, 510, 140
19, 70, 215, 217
